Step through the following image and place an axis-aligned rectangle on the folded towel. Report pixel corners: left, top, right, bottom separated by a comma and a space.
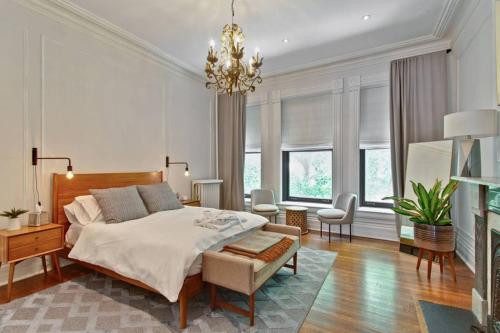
194, 210, 246, 231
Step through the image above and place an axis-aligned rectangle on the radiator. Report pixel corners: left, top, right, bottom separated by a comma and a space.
192, 179, 223, 208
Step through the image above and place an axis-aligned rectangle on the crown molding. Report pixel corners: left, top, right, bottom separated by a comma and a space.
18, 0, 203, 82
261, 38, 451, 86
433, 0, 462, 38
263, 34, 442, 78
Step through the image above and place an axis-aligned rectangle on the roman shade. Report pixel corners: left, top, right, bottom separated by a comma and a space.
359, 85, 390, 148
245, 105, 261, 152
281, 93, 333, 150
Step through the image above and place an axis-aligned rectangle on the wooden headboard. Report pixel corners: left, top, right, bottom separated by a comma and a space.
52, 171, 163, 230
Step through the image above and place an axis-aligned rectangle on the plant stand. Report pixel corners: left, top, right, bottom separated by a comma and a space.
416, 247, 456, 282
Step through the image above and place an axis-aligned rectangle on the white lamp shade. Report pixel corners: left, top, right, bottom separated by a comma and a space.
444, 109, 498, 139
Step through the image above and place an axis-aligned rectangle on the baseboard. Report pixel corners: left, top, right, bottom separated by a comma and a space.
456, 226, 475, 273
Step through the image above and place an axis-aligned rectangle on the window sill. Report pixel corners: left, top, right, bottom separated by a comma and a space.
278, 201, 332, 209
358, 206, 394, 215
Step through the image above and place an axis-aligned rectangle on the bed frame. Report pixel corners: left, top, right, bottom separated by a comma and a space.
52, 171, 204, 329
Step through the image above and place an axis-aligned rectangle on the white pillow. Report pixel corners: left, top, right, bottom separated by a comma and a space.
64, 201, 92, 225
75, 195, 103, 222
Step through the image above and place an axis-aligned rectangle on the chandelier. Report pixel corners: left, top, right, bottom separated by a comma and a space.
205, 0, 263, 96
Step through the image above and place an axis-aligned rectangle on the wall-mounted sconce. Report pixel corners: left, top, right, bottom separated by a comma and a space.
32, 147, 74, 179
165, 156, 189, 177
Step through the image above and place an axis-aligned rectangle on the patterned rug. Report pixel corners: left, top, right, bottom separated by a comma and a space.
0, 247, 336, 333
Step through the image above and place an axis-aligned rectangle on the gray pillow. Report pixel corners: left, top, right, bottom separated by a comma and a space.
90, 186, 149, 224
137, 182, 183, 213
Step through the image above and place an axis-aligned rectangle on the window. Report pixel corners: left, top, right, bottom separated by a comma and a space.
360, 149, 393, 208
244, 152, 261, 197
244, 105, 261, 198
283, 150, 333, 203
359, 85, 392, 208
281, 93, 334, 204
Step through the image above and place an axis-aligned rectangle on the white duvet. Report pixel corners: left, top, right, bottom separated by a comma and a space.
68, 206, 268, 302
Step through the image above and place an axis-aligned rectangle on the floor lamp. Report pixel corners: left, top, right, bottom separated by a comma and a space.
444, 109, 498, 177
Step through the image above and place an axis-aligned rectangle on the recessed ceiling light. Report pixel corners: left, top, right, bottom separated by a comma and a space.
362, 15, 371, 21
282, 37, 289, 43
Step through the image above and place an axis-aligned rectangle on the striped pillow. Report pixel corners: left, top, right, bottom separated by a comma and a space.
90, 186, 149, 223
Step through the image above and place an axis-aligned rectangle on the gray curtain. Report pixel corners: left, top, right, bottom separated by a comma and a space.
217, 92, 246, 211
390, 50, 448, 237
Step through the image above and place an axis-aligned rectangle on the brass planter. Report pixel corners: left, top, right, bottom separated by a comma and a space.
413, 224, 455, 252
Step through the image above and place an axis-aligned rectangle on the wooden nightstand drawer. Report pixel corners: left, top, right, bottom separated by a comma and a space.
8, 237, 62, 261
181, 199, 201, 207
9, 228, 61, 249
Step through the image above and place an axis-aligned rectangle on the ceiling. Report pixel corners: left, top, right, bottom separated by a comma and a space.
68, 0, 454, 75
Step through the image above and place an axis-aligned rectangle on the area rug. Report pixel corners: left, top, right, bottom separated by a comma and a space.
416, 300, 475, 333
0, 247, 335, 332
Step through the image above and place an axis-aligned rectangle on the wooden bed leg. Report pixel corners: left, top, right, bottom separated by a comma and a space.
249, 293, 255, 326
179, 290, 188, 329
210, 284, 217, 310
293, 253, 297, 275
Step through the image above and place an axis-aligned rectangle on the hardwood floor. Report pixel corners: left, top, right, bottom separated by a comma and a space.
300, 231, 473, 333
0, 232, 473, 333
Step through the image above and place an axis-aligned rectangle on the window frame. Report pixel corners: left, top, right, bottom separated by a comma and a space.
244, 151, 261, 198
282, 149, 333, 204
359, 148, 393, 208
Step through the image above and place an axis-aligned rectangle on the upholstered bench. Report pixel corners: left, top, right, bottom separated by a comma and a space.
202, 224, 301, 326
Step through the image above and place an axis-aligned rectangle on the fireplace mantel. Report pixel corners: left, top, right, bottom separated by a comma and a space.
452, 176, 500, 331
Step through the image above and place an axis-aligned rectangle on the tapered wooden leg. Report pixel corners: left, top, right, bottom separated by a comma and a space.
320, 221, 322, 238
447, 252, 457, 282
7, 263, 15, 301
328, 224, 331, 243
427, 251, 434, 280
179, 290, 188, 329
210, 284, 217, 310
293, 253, 297, 275
249, 293, 255, 326
41, 256, 48, 275
416, 248, 424, 271
50, 253, 62, 282
349, 224, 352, 243
340, 225, 342, 238
439, 254, 444, 273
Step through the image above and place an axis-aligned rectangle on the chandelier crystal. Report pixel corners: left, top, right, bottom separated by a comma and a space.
205, 0, 263, 96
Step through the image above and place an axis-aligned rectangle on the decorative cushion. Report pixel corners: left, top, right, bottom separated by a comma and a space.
137, 182, 182, 213
253, 204, 279, 212
317, 208, 345, 219
90, 186, 149, 224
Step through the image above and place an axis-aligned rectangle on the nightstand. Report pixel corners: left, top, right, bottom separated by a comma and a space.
181, 199, 201, 207
0, 223, 64, 301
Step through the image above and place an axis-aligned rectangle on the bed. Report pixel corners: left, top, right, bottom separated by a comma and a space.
52, 171, 267, 329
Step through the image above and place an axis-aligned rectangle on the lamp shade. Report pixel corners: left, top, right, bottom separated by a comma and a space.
444, 109, 498, 139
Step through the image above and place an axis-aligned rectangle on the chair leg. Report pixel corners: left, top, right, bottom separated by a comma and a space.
340, 225, 342, 239
320, 221, 322, 238
328, 224, 331, 243
349, 224, 352, 243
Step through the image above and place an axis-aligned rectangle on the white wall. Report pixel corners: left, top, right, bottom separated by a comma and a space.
447, 0, 498, 271
0, 0, 214, 285
246, 39, 452, 242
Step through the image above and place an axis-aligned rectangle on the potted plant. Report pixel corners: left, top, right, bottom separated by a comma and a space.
0, 208, 28, 231
384, 179, 459, 252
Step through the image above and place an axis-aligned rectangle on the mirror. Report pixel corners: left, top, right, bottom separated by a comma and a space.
497, 0, 500, 105
400, 140, 454, 249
